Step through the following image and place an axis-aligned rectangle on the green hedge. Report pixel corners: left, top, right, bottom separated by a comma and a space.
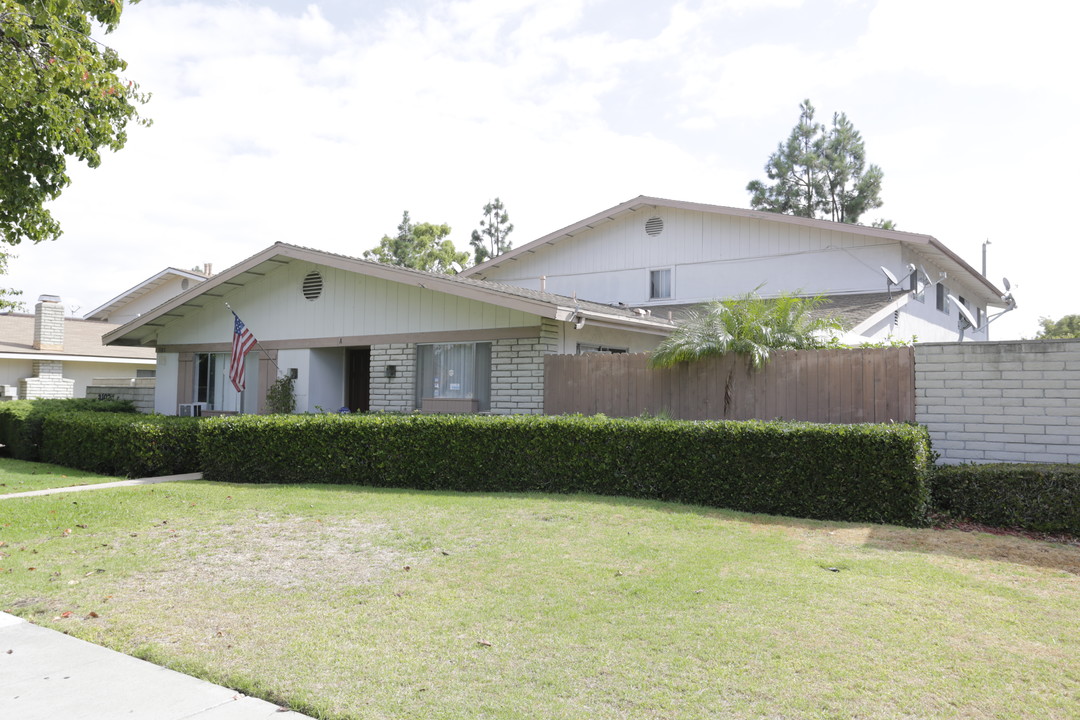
198, 414, 933, 526
40, 412, 201, 478
0, 398, 137, 461
932, 463, 1080, 534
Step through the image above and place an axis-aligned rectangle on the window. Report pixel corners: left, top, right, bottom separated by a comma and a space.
936, 283, 949, 314
577, 343, 628, 354
194, 352, 257, 412
136, 369, 156, 378
909, 270, 924, 302
649, 268, 672, 300
415, 342, 491, 411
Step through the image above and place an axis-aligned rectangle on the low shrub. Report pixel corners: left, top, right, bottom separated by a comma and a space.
199, 414, 932, 526
932, 463, 1080, 535
39, 412, 201, 478
0, 398, 137, 461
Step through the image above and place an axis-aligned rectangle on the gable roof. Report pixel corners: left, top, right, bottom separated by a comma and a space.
461, 195, 1007, 305
84, 267, 209, 321
103, 243, 676, 348
0, 314, 155, 362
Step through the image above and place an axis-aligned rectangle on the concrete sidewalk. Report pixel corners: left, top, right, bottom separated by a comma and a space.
0, 612, 314, 719
0, 472, 204, 500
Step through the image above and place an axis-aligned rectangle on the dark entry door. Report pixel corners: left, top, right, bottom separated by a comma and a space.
346, 348, 370, 413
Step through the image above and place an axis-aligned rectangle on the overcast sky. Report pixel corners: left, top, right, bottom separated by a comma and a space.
5, 0, 1077, 340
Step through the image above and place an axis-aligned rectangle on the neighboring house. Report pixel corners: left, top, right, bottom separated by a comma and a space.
84, 266, 211, 324
103, 243, 674, 416
0, 296, 156, 401
461, 196, 1010, 343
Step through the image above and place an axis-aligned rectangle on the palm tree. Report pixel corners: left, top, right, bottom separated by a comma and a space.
649, 290, 842, 369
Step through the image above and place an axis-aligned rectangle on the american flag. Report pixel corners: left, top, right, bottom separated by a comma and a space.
229, 311, 258, 392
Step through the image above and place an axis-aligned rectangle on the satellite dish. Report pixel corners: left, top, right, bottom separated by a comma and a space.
948, 294, 978, 329
915, 266, 933, 294
880, 266, 900, 286
1002, 277, 1011, 291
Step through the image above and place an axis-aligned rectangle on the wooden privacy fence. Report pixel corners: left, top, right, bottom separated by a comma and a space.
544, 348, 915, 423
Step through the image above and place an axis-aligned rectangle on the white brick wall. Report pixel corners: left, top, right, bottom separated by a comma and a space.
490, 319, 559, 415
369, 343, 417, 412
915, 339, 1080, 464
367, 321, 560, 415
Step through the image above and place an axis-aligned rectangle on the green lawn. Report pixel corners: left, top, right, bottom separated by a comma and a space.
1, 461, 1077, 719
0, 458, 122, 494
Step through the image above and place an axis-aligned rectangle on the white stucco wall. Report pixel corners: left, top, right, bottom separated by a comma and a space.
155, 352, 180, 414
309, 348, 345, 412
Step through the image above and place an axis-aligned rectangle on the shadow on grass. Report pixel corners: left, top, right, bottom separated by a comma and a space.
192, 478, 1080, 576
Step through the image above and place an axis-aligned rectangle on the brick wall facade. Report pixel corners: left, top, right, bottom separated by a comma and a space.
19, 359, 75, 400
915, 339, 1080, 464
369, 343, 417, 412
368, 321, 560, 415
490, 319, 559, 415
32, 299, 64, 351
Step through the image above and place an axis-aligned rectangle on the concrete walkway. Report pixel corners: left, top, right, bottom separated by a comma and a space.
0, 613, 313, 719
0, 472, 204, 500
1, 473, 315, 718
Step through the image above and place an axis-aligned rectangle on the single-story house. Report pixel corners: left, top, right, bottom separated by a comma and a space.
461, 196, 1012, 342
0, 296, 156, 401
104, 243, 674, 415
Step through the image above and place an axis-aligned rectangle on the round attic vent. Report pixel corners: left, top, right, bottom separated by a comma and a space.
181, 278, 190, 291
302, 270, 323, 301
645, 216, 664, 236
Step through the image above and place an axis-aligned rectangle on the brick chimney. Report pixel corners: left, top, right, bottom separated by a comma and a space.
33, 294, 65, 351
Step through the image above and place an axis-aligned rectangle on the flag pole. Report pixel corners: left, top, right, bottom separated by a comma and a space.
225, 302, 281, 374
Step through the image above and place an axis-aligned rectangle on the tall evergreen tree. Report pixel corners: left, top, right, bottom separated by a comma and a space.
747, 100, 887, 225
470, 197, 514, 265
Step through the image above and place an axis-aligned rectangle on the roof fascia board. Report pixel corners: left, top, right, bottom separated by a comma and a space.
463, 196, 1004, 299
461, 195, 941, 277
105, 243, 587, 346
84, 267, 209, 319
0, 352, 155, 363
274, 245, 561, 319
103, 246, 292, 346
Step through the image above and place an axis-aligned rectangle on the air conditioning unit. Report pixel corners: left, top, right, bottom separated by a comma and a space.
177, 403, 206, 417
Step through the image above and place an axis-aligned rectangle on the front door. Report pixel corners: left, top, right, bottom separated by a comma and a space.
346, 348, 370, 413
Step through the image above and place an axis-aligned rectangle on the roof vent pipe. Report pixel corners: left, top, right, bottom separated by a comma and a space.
539, 276, 546, 292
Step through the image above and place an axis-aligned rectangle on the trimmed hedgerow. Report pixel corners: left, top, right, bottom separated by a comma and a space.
0, 398, 137, 461
932, 463, 1080, 535
198, 413, 933, 526
40, 412, 201, 478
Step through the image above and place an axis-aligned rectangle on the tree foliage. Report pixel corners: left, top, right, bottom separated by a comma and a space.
1, 0, 150, 247
649, 290, 843, 369
0, 250, 22, 311
747, 100, 887, 225
364, 210, 469, 274
1035, 314, 1080, 339
470, 197, 514, 265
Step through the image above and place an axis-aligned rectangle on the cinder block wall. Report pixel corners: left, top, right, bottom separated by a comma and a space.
86, 378, 157, 414
915, 339, 1080, 464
